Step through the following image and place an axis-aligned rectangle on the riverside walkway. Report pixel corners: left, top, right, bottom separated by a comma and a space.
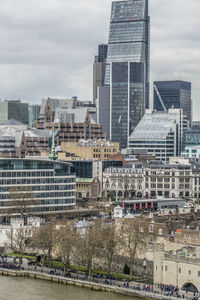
0, 259, 198, 300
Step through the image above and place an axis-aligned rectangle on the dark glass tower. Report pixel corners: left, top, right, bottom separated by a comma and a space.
105, 0, 149, 148
105, 0, 149, 106
154, 81, 192, 123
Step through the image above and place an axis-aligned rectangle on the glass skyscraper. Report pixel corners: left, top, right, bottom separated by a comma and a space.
98, 0, 150, 149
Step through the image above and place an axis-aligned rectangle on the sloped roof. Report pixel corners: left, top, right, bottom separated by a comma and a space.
0, 118, 25, 126
129, 111, 178, 141
54, 108, 89, 123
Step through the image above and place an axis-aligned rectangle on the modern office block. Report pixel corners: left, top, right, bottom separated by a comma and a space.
0, 158, 76, 218
129, 109, 186, 163
0, 100, 29, 125
28, 104, 41, 128
110, 61, 145, 149
97, 86, 110, 139
98, 0, 150, 148
154, 81, 192, 123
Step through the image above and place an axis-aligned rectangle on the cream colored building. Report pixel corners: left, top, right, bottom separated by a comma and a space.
60, 140, 119, 160
154, 244, 200, 292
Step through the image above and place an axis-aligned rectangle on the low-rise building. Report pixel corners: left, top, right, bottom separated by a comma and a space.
181, 146, 200, 162
60, 140, 119, 160
76, 178, 101, 200
0, 158, 76, 220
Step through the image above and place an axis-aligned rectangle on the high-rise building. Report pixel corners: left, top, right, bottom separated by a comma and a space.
98, 0, 150, 149
28, 104, 41, 128
0, 100, 29, 125
154, 80, 192, 123
93, 44, 108, 103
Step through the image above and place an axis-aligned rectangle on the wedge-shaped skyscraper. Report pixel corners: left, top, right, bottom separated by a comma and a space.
98, 0, 150, 148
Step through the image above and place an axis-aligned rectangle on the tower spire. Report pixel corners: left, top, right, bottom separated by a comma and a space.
49, 130, 58, 161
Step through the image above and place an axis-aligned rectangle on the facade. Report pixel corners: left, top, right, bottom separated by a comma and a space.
129, 109, 187, 163
154, 80, 192, 123
0, 158, 76, 220
0, 120, 52, 158
37, 98, 105, 143
59, 140, 119, 160
93, 44, 108, 103
103, 166, 144, 200
182, 146, 200, 162
0, 100, 29, 125
143, 158, 193, 198
154, 244, 200, 293
98, 0, 150, 148
76, 178, 101, 200
183, 128, 200, 149
28, 104, 41, 128
110, 61, 145, 148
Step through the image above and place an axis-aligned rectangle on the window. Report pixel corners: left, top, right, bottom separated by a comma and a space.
165, 266, 168, 272
158, 228, 163, 236
179, 268, 181, 274
149, 244, 153, 251
198, 271, 200, 277
149, 224, 154, 233
188, 270, 191, 275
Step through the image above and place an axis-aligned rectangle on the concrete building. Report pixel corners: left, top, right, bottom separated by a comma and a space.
0, 158, 76, 220
37, 98, 105, 143
59, 140, 120, 161
28, 104, 41, 128
154, 80, 192, 124
0, 119, 52, 157
0, 100, 29, 125
129, 109, 187, 163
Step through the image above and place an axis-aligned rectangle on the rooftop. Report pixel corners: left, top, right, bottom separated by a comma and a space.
129, 110, 180, 141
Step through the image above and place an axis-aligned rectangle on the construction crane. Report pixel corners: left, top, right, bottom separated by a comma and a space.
153, 84, 167, 112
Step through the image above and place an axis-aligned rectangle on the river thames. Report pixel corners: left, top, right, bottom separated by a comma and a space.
0, 276, 138, 300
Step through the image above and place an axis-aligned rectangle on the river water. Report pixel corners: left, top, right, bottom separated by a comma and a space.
0, 276, 138, 300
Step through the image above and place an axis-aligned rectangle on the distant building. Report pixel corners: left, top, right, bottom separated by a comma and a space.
183, 128, 200, 149
37, 98, 105, 143
0, 100, 29, 124
0, 158, 76, 220
0, 119, 52, 157
59, 140, 119, 161
93, 44, 107, 103
28, 104, 41, 128
181, 146, 200, 162
154, 80, 192, 123
76, 178, 101, 200
129, 109, 187, 163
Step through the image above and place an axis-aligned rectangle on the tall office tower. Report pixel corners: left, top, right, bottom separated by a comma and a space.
154, 81, 192, 124
93, 44, 108, 103
0, 100, 29, 124
28, 104, 41, 128
98, 0, 150, 149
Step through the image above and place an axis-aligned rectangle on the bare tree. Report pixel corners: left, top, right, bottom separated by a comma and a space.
78, 220, 103, 277
102, 222, 118, 275
6, 227, 30, 258
119, 218, 149, 279
57, 222, 78, 275
30, 222, 56, 268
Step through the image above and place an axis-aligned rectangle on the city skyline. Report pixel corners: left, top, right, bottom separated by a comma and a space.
0, 0, 199, 118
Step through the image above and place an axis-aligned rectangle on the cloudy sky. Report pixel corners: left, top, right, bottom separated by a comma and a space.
0, 0, 199, 118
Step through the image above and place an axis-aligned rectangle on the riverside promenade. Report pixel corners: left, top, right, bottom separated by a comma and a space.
0, 266, 197, 300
